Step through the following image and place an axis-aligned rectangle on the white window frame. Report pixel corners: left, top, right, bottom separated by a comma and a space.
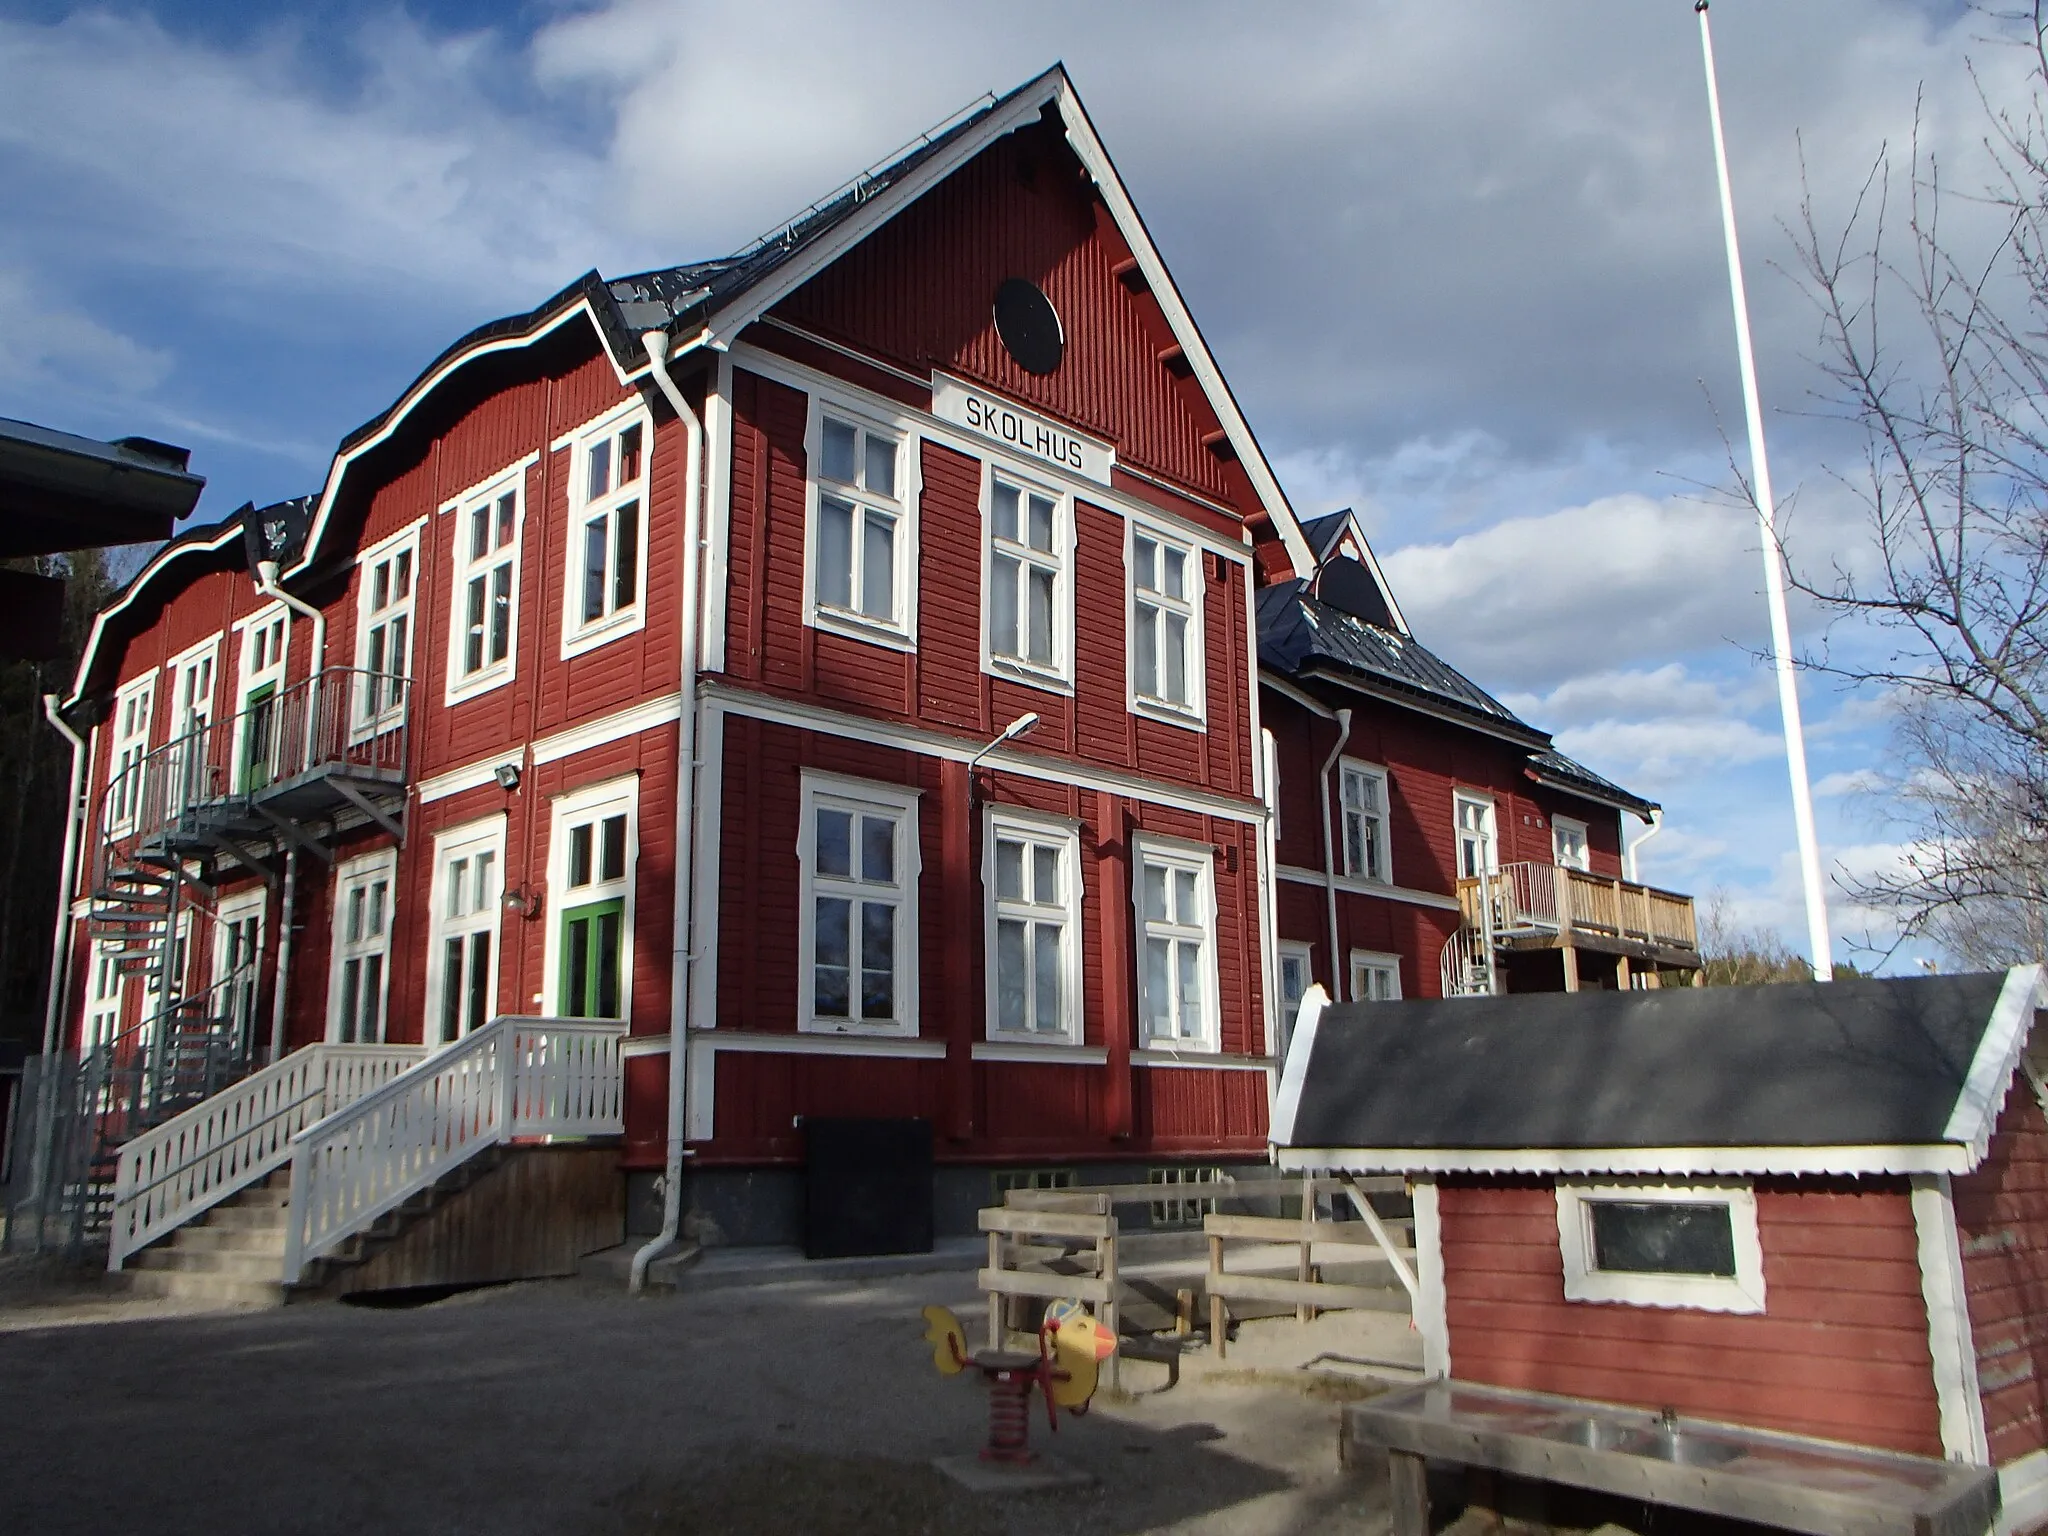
1552, 814, 1591, 873
979, 459, 1076, 692
85, 941, 126, 1050
425, 816, 506, 1045
1348, 949, 1403, 1003
444, 467, 526, 705
982, 806, 1083, 1044
328, 849, 397, 1044
1276, 940, 1314, 1058
1131, 833, 1221, 1052
1339, 759, 1391, 883
561, 402, 653, 658
1126, 519, 1206, 728
167, 635, 220, 741
353, 522, 420, 740
797, 771, 922, 1037
108, 673, 156, 835
1555, 1180, 1766, 1314
213, 887, 265, 1053
801, 394, 919, 650
1453, 790, 1499, 880
542, 776, 639, 1022
230, 602, 290, 788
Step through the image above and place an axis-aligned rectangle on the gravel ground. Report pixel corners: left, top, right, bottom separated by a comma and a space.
0, 1259, 1399, 1536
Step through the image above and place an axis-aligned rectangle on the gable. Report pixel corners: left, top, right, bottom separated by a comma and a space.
770, 115, 1248, 514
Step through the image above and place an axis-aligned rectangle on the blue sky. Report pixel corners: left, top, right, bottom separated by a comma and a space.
0, 1, 2008, 968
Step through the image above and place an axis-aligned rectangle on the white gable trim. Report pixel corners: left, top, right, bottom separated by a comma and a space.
1267, 983, 1327, 1147
1942, 964, 2047, 1159
67, 522, 245, 706
1911, 1173, 1991, 1465
1273, 1143, 1980, 1177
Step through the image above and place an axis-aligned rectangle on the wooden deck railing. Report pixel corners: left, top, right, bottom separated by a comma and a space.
1457, 863, 1697, 953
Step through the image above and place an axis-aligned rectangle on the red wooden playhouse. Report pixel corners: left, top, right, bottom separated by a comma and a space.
21, 65, 1695, 1296
1274, 966, 2048, 1533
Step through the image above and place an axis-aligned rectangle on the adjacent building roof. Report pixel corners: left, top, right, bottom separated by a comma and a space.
0, 417, 204, 557
1526, 747, 1658, 819
1270, 967, 2046, 1177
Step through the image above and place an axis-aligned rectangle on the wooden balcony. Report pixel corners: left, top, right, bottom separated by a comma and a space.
1457, 862, 1701, 974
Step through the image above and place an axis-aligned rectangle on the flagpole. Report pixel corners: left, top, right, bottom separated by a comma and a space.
1695, 0, 1835, 980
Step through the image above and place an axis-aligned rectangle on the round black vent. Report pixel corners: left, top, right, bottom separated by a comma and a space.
994, 278, 1063, 375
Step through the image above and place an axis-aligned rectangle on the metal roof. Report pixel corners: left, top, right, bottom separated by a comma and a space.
1270, 968, 2045, 1177
0, 417, 204, 557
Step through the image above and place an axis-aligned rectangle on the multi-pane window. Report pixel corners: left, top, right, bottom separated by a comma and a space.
432, 822, 502, 1043
1277, 941, 1313, 1055
1340, 762, 1390, 882
554, 785, 633, 1021
356, 535, 415, 732
86, 945, 125, 1050
987, 472, 1066, 680
109, 677, 154, 831
214, 898, 263, 1055
237, 609, 288, 793
800, 776, 918, 1034
809, 410, 906, 637
332, 854, 394, 1044
1131, 529, 1200, 717
1348, 950, 1402, 1003
1454, 792, 1497, 880
450, 481, 520, 695
1552, 816, 1590, 872
1135, 840, 1216, 1047
567, 416, 646, 649
986, 812, 1080, 1041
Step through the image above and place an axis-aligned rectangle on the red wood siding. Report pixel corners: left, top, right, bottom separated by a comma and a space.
1439, 1177, 1943, 1456
1955, 1078, 2048, 1465
773, 117, 1253, 519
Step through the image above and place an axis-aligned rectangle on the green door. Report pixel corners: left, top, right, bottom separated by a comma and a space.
239, 682, 277, 792
559, 897, 624, 1019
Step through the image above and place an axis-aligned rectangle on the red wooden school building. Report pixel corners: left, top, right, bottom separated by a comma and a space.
44, 67, 1684, 1262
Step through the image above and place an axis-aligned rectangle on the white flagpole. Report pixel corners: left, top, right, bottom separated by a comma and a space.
1695, 0, 1835, 980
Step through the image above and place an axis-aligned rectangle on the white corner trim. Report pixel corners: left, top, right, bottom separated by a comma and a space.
1272, 1143, 1978, 1177
1944, 964, 2048, 1162
1268, 983, 1327, 1147
1275, 863, 1462, 913
1999, 1447, 2048, 1534
1411, 1175, 1450, 1378
531, 692, 684, 765
1913, 1173, 1992, 1465
1555, 1180, 1765, 1315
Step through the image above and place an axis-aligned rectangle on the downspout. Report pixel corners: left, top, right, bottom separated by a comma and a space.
632, 329, 706, 1293
253, 561, 326, 1063
1624, 808, 1663, 884
1318, 709, 1353, 1003
29, 695, 88, 1211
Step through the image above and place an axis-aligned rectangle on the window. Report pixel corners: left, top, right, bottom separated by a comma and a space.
234, 607, 289, 793
1348, 950, 1402, 1003
1340, 761, 1390, 882
428, 819, 504, 1044
806, 405, 911, 644
1552, 815, 1590, 872
355, 530, 416, 734
550, 780, 636, 1021
1129, 527, 1203, 721
1555, 1181, 1765, 1314
984, 809, 1082, 1042
214, 892, 263, 1055
164, 639, 219, 817
984, 467, 1071, 686
86, 944, 125, 1050
1134, 837, 1218, 1049
993, 1168, 1074, 1199
564, 412, 648, 653
331, 852, 395, 1043
1149, 1166, 1224, 1226
1277, 941, 1314, 1056
798, 775, 920, 1035
448, 475, 522, 700
108, 676, 154, 832
1454, 791, 1497, 880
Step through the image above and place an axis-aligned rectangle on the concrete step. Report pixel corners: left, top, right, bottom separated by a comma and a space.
193, 1203, 290, 1233
226, 1184, 290, 1209
136, 1247, 283, 1280
171, 1223, 286, 1255
122, 1268, 286, 1308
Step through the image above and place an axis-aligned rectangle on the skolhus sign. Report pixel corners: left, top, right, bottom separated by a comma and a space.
931, 374, 1114, 486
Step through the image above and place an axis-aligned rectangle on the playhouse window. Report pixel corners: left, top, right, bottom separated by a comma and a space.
1556, 1181, 1765, 1314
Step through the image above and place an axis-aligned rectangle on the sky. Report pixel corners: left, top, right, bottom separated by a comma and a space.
0, 0, 2019, 969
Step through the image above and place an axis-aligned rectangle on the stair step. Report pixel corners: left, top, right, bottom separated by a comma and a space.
171, 1223, 287, 1254
199, 1204, 290, 1232
136, 1247, 284, 1280
226, 1185, 291, 1209
122, 1269, 286, 1308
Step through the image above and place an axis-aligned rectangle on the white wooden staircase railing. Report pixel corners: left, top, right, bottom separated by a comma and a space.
281, 1017, 626, 1285
109, 1042, 426, 1270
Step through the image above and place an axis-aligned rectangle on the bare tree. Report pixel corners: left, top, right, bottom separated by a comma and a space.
1786, 3, 2048, 964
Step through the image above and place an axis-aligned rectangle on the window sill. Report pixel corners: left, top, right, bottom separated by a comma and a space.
806, 609, 916, 654
1129, 696, 1207, 733
562, 609, 645, 660
446, 668, 514, 707
975, 1038, 1103, 1065
982, 656, 1075, 696
798, 1017, 919, 1039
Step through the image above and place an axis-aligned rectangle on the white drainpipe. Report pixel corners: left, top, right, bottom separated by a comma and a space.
632, 329, 706, 1293
1319, 708, 1353, 1003
1625, 808, 1663, 884
28, 694, 89, 1210
252, 560, 326, 1062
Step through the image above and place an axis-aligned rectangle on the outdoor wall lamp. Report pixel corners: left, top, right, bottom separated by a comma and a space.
503, 884, 543, 920
966, 711, 1039, 771
494, 762, 522, 791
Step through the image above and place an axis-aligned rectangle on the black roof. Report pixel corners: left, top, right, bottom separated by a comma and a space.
0, 417, 204, 556
1273, 970, 2041, 1174
1527, 747, 1658, 817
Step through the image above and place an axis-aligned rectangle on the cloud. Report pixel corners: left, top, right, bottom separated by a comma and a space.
1554, 716, 1784, 783
1814, 767, 1884, 798
1503, 663, 1770, 730
0, 268, 171, 396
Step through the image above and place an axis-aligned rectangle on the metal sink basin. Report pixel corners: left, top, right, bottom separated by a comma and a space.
1551, 1417, 1644, 1453
1626, 1427, 1746, 1467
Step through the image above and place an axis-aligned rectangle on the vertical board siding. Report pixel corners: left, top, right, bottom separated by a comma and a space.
1956, 1080, 2048, 1465
1440, 1178, 1943, 1456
